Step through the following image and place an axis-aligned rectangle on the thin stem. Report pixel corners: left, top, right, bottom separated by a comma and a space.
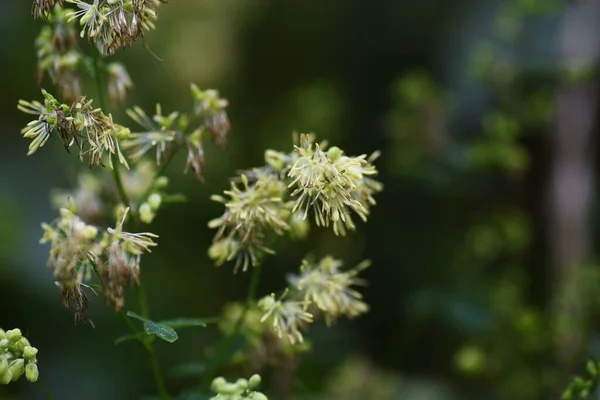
200, 264, 262, 389
39, 377, 57, 400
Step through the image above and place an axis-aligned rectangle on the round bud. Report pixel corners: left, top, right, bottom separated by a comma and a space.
0, 369, 12, 385
6, 329, 22, 343
258, 295, 276, 311
117, 127, 131, 140
0, 339, 8, 350
251, 392, 268, 400
0, 329, 5, 341
211, 376, 227, 392
154, 176, 169, 189
0, 355, 8, 375
139, 203, 155, 224
248, 374, 261, 389
235, 378, 248, 391
327, 146, 343, 161
82, 225, 99, 240
289, 214, 310, 241
147, 193, 162, 211
23, 346, 38, 361
15, 337, 31, 353
25, 363, 38, 383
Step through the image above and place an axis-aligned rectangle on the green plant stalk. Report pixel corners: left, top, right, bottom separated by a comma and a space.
200, 264, 262, 390
39, 377, 57, 400
92, 49, 170, 400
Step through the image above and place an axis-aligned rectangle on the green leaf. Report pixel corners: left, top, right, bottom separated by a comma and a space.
143, 320, 179, 343
159, 317, 218, 329
126, 310, 150, 323
115, 332, 146, 346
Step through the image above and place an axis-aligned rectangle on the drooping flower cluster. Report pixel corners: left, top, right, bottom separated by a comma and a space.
18, 90, 130, 168
121, 84, 230, 180
65, 0, 165, 55
257, 256, 370, 345
35, 5, 82, 102
208, 134, 382, 271
0, 329, 39, 385
210, 374, 267, 400
32, 0, 64, 19
41, 205, 157, 321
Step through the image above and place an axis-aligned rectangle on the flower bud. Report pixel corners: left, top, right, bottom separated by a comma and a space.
139, 203, 155, 224
15, 337, 31, 353
82, 225, 99, 240
248, 374, 261, 389
147, 193, 162, 211
23, 346, 38, 361
9, 359, 24, 381
0, 355, 8, 375
235, 378, 248, 391
251, 392, 268, 400
117, 127, 131, 140
0, 329, 6, 340
154, 176, 169, 189
211, 376, 227, 392
25, 363, 38, 383
258, 295, 276, 311
327, 146, 343, 161
0, 339, 8, 350
0, 369, 12, 385
289, 214, 310, 240
6, 329, 22, 343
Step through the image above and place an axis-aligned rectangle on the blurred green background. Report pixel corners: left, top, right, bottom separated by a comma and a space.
3, 0, 600, 399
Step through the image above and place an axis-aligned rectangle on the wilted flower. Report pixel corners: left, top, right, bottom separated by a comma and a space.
258, 292, 313, 344
66, 0, 165, 55
288, 256, 370, 324
18, 90, 129, 169
288, 134, 382, 235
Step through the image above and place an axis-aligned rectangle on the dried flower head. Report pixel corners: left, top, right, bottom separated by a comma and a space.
65, 0, 165, 55
288, 256, 370, 324
258, 292, 313, 345
40, 206, 158, 320
32, 0, 64, 19
18, 90, 130, 168
288, 134, 382, 235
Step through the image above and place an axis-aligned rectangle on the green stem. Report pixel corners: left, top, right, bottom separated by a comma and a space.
200, 264, 262, 390
92, 48, 168, 399
39, 377, 57, 400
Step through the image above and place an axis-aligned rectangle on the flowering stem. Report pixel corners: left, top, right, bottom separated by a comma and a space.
200, 264, 262, 390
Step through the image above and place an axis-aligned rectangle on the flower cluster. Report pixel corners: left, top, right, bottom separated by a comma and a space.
208, 134, 382, 271
210, 374, 267, 400
121, 84, 230, 180
41, 206, 157, 321
257, 256, 370, 345
32, 0, 64, 19
0, 329, 39, 385
35, 5, 82, 102
65, 0, 165, 55
18, 90, 130, 168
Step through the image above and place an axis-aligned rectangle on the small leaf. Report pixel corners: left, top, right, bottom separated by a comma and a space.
144, 321, 178, 343
159, 317, 218, 329
115, 332, 146, 346
126, 310, 150, 323
163, 194, 188, 204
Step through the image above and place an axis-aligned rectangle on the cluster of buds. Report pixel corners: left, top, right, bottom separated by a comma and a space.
257, 256, 370, 345
0, 329, 39, 385
64, 0, 165, 55
121, 84, 230, 180
210, 374, 267, 400
18, 90, 130, 168
41, 205, 158, 321
208, 134, 382, 271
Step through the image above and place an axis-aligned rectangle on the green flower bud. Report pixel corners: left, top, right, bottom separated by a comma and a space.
118, 127, 131, 140
0, 329, 5, 340
0, 339, 8, 350
289, 214, 310, 240
154, 176, 169, 189
147, 193, 162, 211
0, 355, 8, 375
6, 329, 22, 343
15, 337, 31, 353
219, 382, 240, 395
258, 295, 276, 311
327, 146, 343, 161
248, 374, 261, 389
9, 359, 24, 381
211, 376, 227, 392
25, 363, 38, 383
23, 346, 38, 361
82, 225, 99, 240
235, 378, 248, 391
139, 203, 155, 224
251, 392, 268, 400
0, 369, 12, 385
